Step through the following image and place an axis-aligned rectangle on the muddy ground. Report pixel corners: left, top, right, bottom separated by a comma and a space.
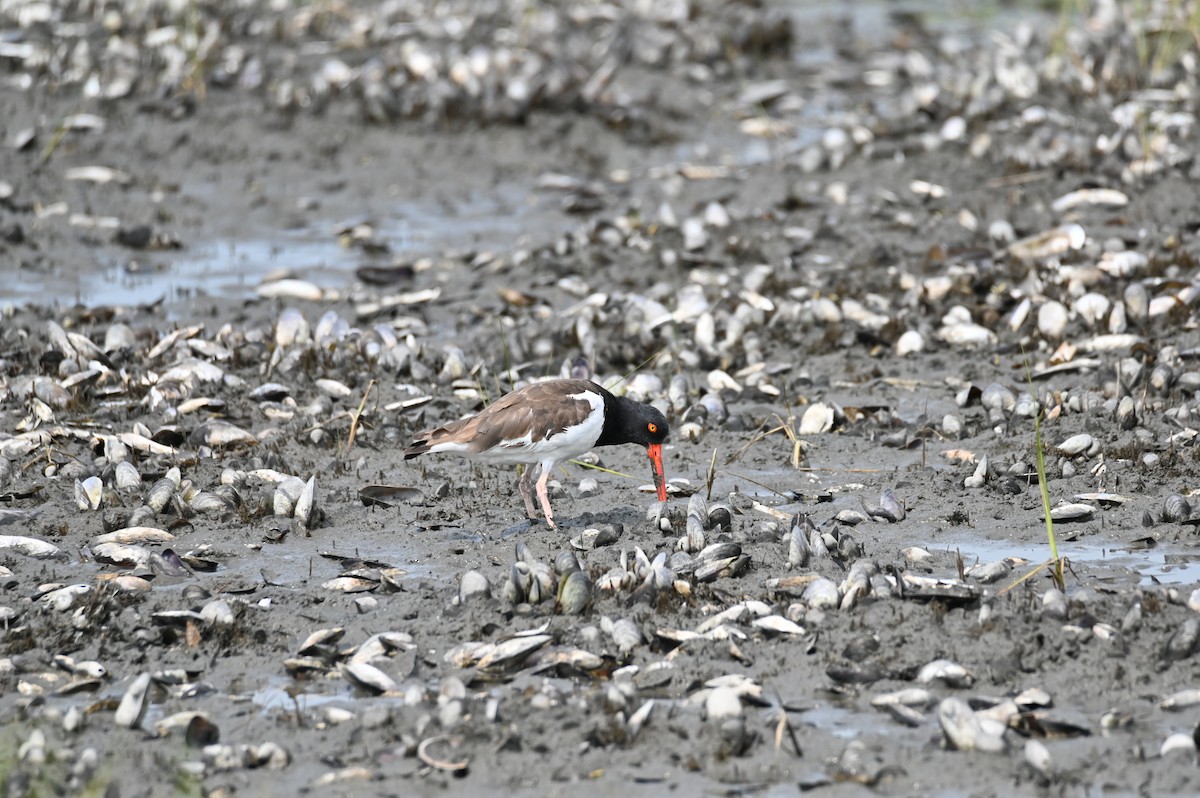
3, 1, 1200, 796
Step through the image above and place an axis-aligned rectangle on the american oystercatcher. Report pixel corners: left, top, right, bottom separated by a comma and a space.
403, 378, 669, 529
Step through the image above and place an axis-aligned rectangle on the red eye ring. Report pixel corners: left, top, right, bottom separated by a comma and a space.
647, 423, 658, 434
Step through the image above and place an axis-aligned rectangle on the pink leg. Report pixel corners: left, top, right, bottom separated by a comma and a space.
535, 465, 556, 530
518, 465, 539, 520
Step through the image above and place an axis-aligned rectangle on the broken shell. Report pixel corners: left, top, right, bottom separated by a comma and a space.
872, 488, 906, 522
416, 735, 469, 775
1024, 738, 1053, 778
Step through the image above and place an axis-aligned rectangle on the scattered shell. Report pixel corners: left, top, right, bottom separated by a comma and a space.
1049, 503, 1095, 522
292, 476, 318, 529
938, 697, 1007, 753
1024, 738, 1053, 778
459, 571, 491, 605
340, 662, 398, 694
918, 659, 975, 688
751, 615, 805, 636
1007, 224, 1085, 261
556, 570, 593, 615
895, 330, 924, 356
1052, 188, 1128, 213
1037, 301, 1069, 339
1163, 494, 1192, 523
799, 403, 835, 435
475, 634, 553, 672
114, 673, 152, 729
705, 687, 743, 720
0, 535, 61, 559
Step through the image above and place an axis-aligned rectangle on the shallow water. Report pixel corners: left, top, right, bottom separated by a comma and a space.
949, 535, 1200, 588
1, 186, 540, 309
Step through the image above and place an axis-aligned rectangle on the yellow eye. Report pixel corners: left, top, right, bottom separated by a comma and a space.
647, 423, 658, 434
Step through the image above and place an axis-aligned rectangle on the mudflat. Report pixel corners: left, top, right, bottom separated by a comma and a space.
2, 2, 1200, 796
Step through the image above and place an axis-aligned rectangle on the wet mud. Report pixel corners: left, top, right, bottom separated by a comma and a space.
3, 1, 1200, 796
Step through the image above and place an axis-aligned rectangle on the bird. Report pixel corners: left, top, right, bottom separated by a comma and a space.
404, 378, 669, 529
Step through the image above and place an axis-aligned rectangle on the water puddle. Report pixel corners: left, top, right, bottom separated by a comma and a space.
1, 188, 538, 309
935, 536, 1200, 587
802, 704, 896, 739
100, 234, 352, 308
253, 680, 360, 714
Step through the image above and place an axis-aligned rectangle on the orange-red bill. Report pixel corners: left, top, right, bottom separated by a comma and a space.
647, 443, 667, 502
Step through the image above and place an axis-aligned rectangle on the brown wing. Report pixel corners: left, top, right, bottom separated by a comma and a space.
403, 379, 601, 458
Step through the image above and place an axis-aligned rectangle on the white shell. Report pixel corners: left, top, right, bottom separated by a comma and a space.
1024, 739, 1053, 777
682, 217, 708, 251
704, 686, 743, 720
0, 535, 61, 559
1049, 502, 1095, 522
918, 659, 975, 688
1052, 188, 1128, 213
258, 279, 324, 301
340, 661, 398, 694
1056, 433, 1095, 457
1072, 293, 1110, 326
1037, 301, 1069, 339
750, 615, 806, 636
1161, 733, 1197, 756
799, 403, 834, 435
114, 461, 142, 491
1008, 223, 1086, 261
938, 321, 996, 347
293, 476, 317, 529
938, 697, 1007, 753
895, 330, 924, 356
76, 476, 104, 511
988, 219, 1016, 243
114, 673, 152, 729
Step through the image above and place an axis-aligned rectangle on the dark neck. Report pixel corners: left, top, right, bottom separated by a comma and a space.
595, 388, 633, 447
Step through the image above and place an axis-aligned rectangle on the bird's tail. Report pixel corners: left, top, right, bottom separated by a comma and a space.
402, 437, 431, 459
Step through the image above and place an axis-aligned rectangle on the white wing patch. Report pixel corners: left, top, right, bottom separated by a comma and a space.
498, 431, 534, 449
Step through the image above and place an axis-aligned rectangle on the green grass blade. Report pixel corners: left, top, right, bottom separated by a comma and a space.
1032, 395, 1065, 589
